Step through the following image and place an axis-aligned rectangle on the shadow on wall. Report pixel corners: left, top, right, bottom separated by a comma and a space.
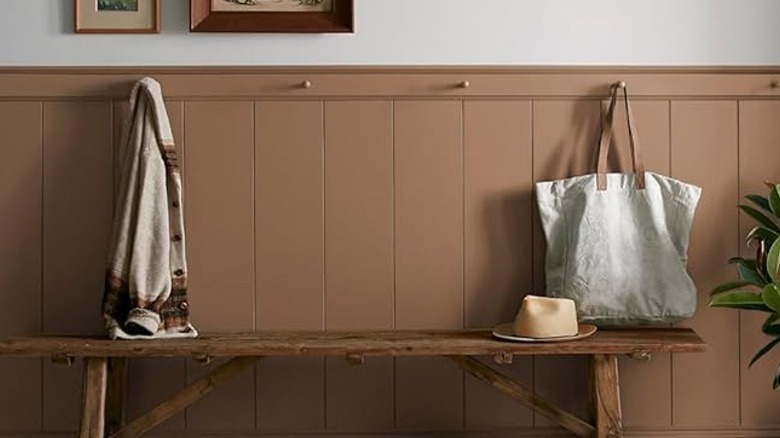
59, 0, 72, 34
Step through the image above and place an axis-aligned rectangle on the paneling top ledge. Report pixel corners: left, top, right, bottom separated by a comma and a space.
2, 67, 780, 99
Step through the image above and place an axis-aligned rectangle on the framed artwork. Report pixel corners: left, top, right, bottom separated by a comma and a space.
75, 0, 160, 34
190, 0, 354, 33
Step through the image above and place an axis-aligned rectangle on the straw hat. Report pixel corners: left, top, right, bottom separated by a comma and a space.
492, 295, 596, 342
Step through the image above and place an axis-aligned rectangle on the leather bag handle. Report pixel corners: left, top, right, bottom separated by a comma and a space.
596, 82, 646, 191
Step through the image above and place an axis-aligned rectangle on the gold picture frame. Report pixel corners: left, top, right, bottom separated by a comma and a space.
75, 0, 160, 34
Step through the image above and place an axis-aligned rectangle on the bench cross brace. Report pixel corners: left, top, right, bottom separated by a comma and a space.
447, 354, 622, 438
78, 356, 258, 438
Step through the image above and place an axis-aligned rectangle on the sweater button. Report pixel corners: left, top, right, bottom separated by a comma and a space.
174, 269, 184, 277
172, 201, 180, 208
172, 234, 182, 242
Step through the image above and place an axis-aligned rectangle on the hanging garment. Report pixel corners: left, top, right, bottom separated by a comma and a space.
535, 83, 701, 326
103, 77, 197, 339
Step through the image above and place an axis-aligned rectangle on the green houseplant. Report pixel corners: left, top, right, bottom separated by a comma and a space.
710, 182, 780, 389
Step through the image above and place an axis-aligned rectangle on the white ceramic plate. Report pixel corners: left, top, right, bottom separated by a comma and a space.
492, 322, 597, 343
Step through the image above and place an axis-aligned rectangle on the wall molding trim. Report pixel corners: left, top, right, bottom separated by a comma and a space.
1, 66, 780, 99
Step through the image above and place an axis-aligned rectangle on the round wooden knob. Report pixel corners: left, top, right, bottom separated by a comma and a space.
301, 80, 313, 89
616, 80, 627, 89
771, 80, 780, 89
460, 80, 470, 88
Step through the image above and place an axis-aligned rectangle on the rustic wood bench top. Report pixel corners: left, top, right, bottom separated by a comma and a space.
0, 327, 705, 438
0, 327, 704, 359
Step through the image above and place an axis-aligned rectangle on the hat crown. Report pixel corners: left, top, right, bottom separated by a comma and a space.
513, 295, 578, 339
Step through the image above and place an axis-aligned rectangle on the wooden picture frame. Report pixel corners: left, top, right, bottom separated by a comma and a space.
190, 0, 353, 33
75, 0, 160, 34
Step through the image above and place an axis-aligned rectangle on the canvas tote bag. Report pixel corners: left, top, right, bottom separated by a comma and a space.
535, 83, 702, 325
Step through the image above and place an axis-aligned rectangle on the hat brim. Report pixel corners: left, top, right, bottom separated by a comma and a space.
492, 322, 597, 343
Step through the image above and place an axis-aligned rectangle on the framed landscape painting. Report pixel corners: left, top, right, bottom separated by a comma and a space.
75, 0, 160, 33
190, 0, 354, 33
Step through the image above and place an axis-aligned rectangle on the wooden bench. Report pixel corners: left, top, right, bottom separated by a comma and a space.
0, 328, 705, 438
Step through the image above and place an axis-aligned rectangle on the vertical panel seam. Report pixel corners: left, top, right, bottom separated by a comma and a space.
736, 99, 743, 427
668, 99, 675, 428
251, 100, 259, 430
392, 99, 397, 331
321, 100, 328, 430
460, 99, 466, 431
182, 101, 189, 431
529, 98, 536, 430
181, 100, 189, 432
461, 99, 466, 331
322, 100, 327, 332
39, 100, 45, 432
252, 101, 258, 333
391, 99, 398, 430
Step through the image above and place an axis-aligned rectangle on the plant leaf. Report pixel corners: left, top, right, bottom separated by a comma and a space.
774, 365, 780, 390
763, 314, 780, 336
728, 258, 769, 285
771, 185, 780, 216
750, 337, 780, 367
710, 290, 774, 312
764, 284, 780, 313
768, 240, 780, 282
746, 226, 780, 246
740, 205, 780, 233
747, 194, 772, 213
765, 313, 780, 328
729, 256, 752, 264
711, 280, 760, 296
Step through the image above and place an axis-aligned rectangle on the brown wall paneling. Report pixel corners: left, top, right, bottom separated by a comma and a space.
41, 101, 113, 431
394, 100, 464, 331
0, 102, 42, 432
394, 100, 464, 430
738, 101, 780, 427
462, 100, 534, 429
255, 101, 325, 431
324, 100, 394, 330
5, 69, 780, 437
323, 101, 395, 430
255, 100, 324, 331
670, 101, 740, 427
325, 359, 394, 431
531, 99, 601, 429
608, 100, 675, 428
184, 101, 256, 431
114, 100, 187, 431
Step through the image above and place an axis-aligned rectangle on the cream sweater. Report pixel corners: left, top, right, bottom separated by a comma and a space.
102, 77, 197, 340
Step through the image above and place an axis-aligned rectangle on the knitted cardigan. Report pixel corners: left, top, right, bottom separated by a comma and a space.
102, 77, 197, 339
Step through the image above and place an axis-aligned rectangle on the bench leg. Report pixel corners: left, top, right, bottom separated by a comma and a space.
105, 358, 128, 436
79, 357, 108, 438
592, 354, 623, 438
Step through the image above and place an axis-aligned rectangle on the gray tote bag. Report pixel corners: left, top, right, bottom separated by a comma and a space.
535, 84, 702, 326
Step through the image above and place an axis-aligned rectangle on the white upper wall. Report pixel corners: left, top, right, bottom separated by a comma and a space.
2, 0, 779, 66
